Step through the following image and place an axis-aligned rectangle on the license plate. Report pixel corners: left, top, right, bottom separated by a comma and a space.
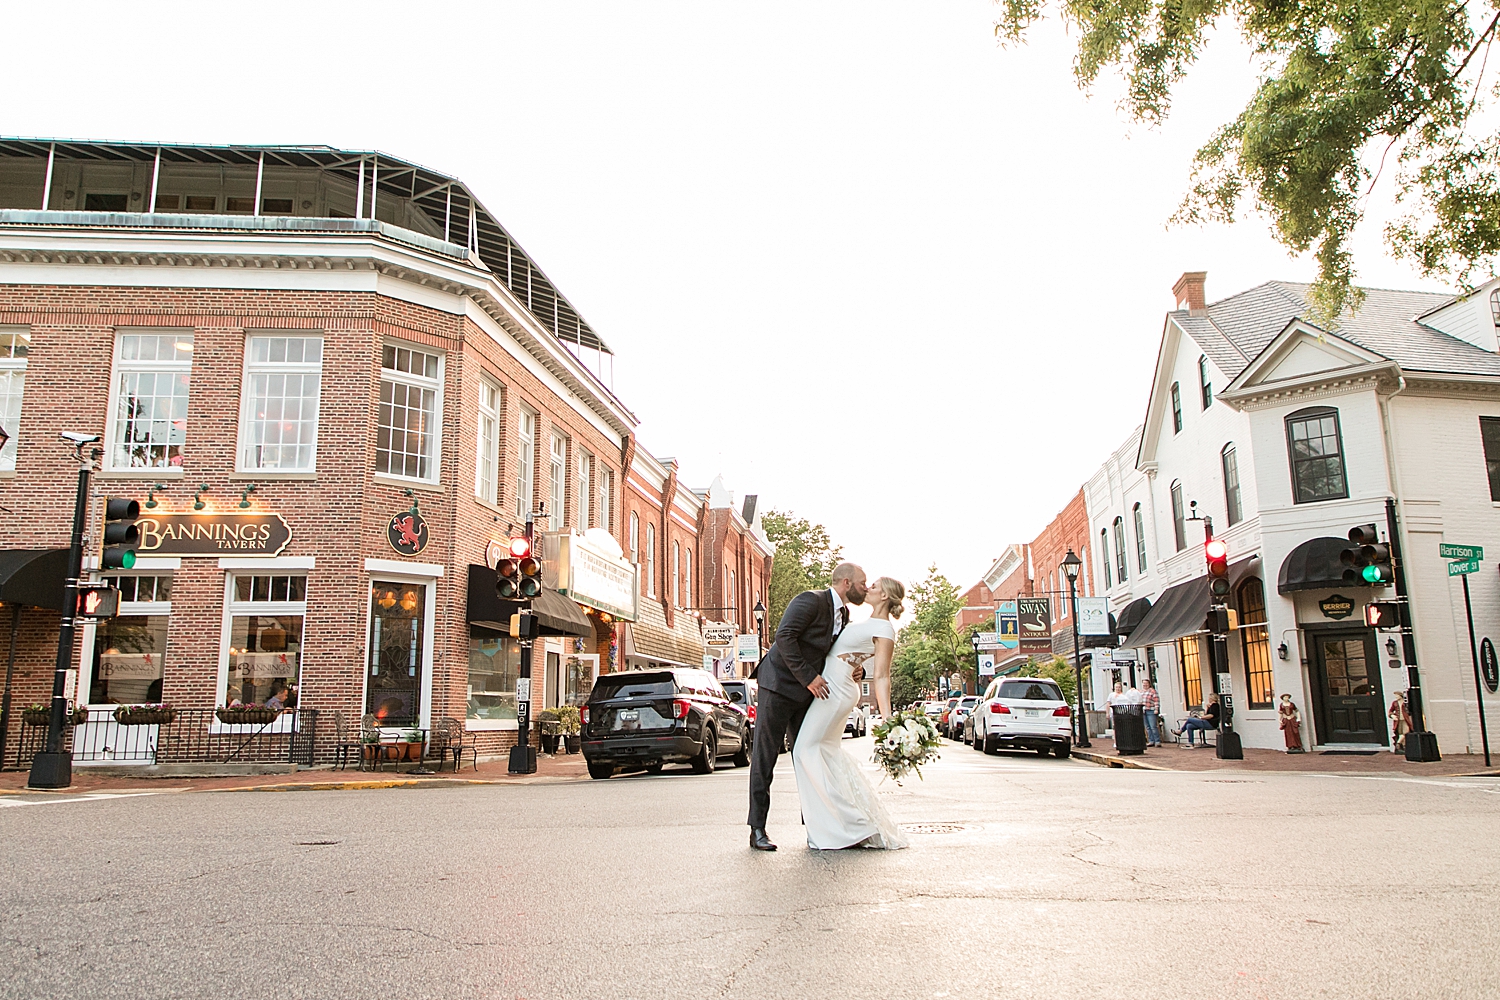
619, 709, 638, 721
1025, 709, 1040, 718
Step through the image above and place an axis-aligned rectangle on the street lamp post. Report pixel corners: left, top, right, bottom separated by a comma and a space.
753, 599, 767, 676
970, 633, 982, 695
1062, 548, 1089, 748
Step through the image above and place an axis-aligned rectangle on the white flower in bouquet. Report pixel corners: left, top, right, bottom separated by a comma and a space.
871, 709, 942, 784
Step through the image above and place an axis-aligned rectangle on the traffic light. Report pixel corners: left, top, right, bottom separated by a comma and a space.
1365, 601, 1401, 629
1204, 607, 1230, 635
495, 535, 529, 600
75, 584, 120, 619
1342, 524, 1393, 586
1205, 538, 1230, 599
100, 497, 140, 570
518, 543, 542, 599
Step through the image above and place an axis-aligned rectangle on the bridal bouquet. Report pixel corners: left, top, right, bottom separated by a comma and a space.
871, 710, 942, 784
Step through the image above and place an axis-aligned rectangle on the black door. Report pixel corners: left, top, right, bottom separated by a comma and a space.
1309, 630, 1387, 745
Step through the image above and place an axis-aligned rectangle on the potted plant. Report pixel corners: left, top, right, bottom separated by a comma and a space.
556, 706, 582, 754
71, 705, 90, 726
20, 704, 49, 728
538, 709, 560, 754
113, 703, 177, 726
402, 728, 425, 761
215, 702, 280, 726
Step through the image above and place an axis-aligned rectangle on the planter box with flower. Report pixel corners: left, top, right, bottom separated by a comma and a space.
215, 704, 281, 726
401, 729, 425, 760
538, 709, 561, 754
113, 703, 177, 726
556, 706, 582, 754
20, 704, 90, 727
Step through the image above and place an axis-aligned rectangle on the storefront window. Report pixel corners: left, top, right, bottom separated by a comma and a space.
224, 574, 306, 708
564, 653, 598, 706
91, 616, 167, 704
468, 630, 519, 722
367, 582, 427, 724
1177, 635, 1203, 709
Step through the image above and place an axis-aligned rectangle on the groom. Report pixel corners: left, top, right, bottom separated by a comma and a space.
747, 562, 867, 851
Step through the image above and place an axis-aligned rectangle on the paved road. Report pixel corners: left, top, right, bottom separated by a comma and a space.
3, 738, 1498, 999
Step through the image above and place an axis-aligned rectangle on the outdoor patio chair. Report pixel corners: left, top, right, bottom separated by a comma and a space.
331, 710, 358, 770
437, 716, 478, 772
358, 713, 384, 771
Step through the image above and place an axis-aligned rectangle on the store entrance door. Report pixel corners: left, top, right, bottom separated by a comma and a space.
1309, 630, 1386, 745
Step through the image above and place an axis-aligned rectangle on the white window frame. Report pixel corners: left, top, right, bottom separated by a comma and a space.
517, 407, 536, 519
598, 468, 612, 533
360, 568, 440, 732
78, 572, 174, 707
629, 511, 639, 564
475, 375, 501, 505
0, 328, 27, 472
105, 329, 195, 473
646, 523, 657, 597
672, 541, 681, 606
237, 333, 323, 473
549, 430, 568, 529
578, 450, 593, 528
684, 548, 692, 608
213, 571, 309, 733
375, 340, 444, 484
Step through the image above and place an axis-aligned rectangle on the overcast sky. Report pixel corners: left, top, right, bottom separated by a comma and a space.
6, 1, 1444, 593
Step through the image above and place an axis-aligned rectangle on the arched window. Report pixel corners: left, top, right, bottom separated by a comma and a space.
645, 523, 656, 597
628, 511, 639, 564
1133, 503, 1147, 573
684, 548, 692, 608
672, 541, 681, 606
1112, 516, 1127, 583
1170, 481, 1186, 551
1100, 529, 1112, 589
1222, 444, 1243, 525
1285, 406, 1348, 502
1238, 577, 1273, 709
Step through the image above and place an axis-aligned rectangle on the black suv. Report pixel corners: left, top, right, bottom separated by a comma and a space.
582, 669, 750, 779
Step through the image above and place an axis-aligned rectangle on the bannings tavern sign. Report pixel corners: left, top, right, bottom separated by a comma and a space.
135, 512, 293, 557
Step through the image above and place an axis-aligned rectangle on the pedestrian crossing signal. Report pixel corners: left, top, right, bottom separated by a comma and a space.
1364, 602, 1400, 629
76, 584, 120, 619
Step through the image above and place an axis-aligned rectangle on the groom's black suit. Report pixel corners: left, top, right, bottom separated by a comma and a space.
747, 588, 845, 830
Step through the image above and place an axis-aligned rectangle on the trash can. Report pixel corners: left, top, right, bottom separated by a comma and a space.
1113, 703, 1147, 755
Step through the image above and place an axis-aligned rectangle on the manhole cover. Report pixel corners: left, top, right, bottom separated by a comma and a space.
901, 823, 971, 835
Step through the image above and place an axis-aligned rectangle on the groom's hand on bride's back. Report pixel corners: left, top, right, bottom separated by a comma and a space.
807, 676, 830, 699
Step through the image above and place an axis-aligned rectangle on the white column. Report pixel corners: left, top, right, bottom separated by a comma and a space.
355, 158, 365, 218
369, 155, 378, 220
40, 142, 55, 210
253, 151, 264, 217
148, 147, 161, 213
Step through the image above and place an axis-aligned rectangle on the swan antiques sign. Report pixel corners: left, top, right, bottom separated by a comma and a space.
135, 512, 292, 557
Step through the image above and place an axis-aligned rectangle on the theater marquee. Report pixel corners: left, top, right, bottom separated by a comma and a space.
135, 512, 293, 557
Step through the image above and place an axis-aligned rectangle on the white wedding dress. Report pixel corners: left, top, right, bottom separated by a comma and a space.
792, 617, 909, 850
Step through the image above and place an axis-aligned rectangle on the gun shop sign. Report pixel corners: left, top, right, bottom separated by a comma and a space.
134, 512, 292, 557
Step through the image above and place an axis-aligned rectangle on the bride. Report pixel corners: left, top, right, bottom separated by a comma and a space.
792, 576, 910, 850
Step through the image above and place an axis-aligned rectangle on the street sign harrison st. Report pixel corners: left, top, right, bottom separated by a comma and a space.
1449, 558, 1482, 577
1439, 543, 1484, 560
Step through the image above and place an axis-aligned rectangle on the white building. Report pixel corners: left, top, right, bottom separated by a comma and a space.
1114, 271, 1500, 754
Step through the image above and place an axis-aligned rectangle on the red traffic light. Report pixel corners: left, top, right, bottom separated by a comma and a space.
508, 536, 531, 559
1205, 538, 1230, 598
1205, 540, 1228, 561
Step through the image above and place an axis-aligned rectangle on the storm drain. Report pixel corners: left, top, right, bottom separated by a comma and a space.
901, 823, 972, 835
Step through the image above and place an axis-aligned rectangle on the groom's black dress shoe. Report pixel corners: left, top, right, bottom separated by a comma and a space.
750, 828, 777, 851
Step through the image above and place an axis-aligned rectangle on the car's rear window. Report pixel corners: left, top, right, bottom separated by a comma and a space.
998, 681, 1063, 702
591, 674, 674, 700
959, 697, 979, 708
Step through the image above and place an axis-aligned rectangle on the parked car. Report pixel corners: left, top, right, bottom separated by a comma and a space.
922, 701, 944, 723
939, 696, 960, 730
844, 704, 868, 738
971, 676, 1072, 758
947, 696, 979, 739
582, 668, 750, 779
721, 678, 757, 739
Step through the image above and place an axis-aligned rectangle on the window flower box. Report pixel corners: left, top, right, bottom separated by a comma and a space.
215, 705, 281, 726
114, 704, 177, 726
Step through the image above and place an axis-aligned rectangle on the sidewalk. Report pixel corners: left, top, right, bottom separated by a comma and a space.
0, 751, 592, 794
1072, 736, 1498, 776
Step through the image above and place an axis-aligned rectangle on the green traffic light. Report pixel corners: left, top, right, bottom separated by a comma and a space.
1362, 565, 1387, 583
121, 551, 135, 569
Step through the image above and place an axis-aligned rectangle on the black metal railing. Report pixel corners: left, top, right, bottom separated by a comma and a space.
6, 707, 318, 770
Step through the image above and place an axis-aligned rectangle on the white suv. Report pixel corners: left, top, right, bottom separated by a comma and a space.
947, 696, 979, 740
972, 677, 1072, 758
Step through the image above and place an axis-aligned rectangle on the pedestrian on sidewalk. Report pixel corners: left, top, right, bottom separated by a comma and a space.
1175, 694, 1220, 746
1278, 694, 1305, 753
1388, 693, 1411, 754
1140, 678, 1161, 746
1105, 681, 1126, 734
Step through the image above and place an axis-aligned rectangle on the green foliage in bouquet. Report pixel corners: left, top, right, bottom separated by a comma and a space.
871, 710, 942, 785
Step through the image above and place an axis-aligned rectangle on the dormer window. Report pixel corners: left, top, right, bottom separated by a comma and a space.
1490, 289, 1500, 328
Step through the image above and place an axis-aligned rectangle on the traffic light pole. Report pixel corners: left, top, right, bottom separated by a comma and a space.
28, 446, 96, 789
1201, 516, 1243, 760
508, 516, 539, 775
1387, 497, 1440, 761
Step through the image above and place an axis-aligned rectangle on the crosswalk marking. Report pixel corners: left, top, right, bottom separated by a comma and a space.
0, 791, 157, 809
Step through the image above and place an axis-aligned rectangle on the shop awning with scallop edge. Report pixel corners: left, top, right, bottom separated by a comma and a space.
1277, 536, 1359, 594
1115, 597, 1153, 637
0, 549, 68, 611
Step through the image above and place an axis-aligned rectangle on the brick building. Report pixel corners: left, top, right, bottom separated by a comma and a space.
0, 139, 773, 768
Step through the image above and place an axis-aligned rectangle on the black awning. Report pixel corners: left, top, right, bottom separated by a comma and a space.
0, 549, 68, 611
1126, 578, 1210, 648
1116, 597, 1153, 637
466, 563, 594, 638
1278, 537, 1357, 594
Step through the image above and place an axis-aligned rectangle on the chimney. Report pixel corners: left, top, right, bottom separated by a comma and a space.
1173, 271, 1207, 314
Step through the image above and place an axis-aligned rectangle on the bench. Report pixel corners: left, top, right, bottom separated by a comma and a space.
1165, 719, 1217, 748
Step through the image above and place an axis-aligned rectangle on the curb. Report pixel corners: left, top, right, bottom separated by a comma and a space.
1072, 749, 1170, 771
214, 778, 506, 793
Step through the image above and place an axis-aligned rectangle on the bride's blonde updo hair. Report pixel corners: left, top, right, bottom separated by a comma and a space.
872, 577, 905, 618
